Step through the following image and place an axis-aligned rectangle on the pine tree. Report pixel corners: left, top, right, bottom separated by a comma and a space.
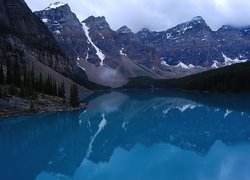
0, 85, 2, 98
38, 73, 43, 92
0, 62, 4, 84
23, 68, 27, 87
26, 71, 31, 88
30, 66, 35, 87
45, 75, 51, 95
35, 76, 39, 91
52, 79, 57, 96
6, 58, 12, 84
13, 59, 21, 87
61, 81, 65, 102
19, 85, 25, 98
8, 84, 17, 95
70, 84, 79, 107
58, 81, 65, 103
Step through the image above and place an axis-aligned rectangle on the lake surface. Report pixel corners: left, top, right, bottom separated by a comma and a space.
1, 90, 250, 180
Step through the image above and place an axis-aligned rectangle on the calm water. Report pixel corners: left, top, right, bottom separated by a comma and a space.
1, 90, 250, 180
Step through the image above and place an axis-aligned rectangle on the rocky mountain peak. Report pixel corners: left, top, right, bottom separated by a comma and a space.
184, 16, 210, 31
136, 28, 153, 41
34, 1, 91, 75
117, 25, 133, 34
190, 16, 205, 24
45, 2, 68, 10
164, 16, 210, 37
83, 16, 110, 29
35, 2, 82, 32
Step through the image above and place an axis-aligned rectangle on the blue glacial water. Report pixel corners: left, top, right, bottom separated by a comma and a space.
1, 90, 250, 180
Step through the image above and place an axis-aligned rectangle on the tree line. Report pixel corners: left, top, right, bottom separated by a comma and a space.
0, 58, 79, 107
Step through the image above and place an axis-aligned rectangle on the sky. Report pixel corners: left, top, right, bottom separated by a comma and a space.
25, 0, 250, 32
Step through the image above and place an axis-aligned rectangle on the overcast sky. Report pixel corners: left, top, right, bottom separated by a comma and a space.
25, 0, 250, 32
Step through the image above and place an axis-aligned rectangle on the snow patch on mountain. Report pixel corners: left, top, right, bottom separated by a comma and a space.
188, 64, 195, 68
76, 57, 86, 71
82, 22, 106, 66
42, 18, 48, 23
181, 26, 193, 34
175, 62, 190, 69
76, 62, 86, 71
53, 30, 61, 34
120, 48, 127, 56
211, 61, 219, 68
45, 2, 67, 10
222, 53, 247, 66
161, 60, 170, 66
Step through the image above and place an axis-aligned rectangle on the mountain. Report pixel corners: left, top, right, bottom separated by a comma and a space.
0, 0, 68, 73
216, 25, 250, 60
34, 2, 250, 88
34, 4, 168, 87
137, 16, 220, 67
0, 0, 93, 96
33, 3, 106, 90
34, 2, 90, 65
35, 3, 208, 87
136, 16, 250, 68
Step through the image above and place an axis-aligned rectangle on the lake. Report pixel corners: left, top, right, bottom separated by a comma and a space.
1, 90, 250, 180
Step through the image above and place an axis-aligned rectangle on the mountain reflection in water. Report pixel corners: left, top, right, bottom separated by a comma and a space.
0, 90, 250, 180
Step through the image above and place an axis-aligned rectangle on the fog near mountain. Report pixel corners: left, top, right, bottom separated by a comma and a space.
25, 0, 250, 32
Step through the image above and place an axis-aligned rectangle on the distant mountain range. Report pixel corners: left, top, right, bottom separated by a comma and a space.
1, 0, 250, 90
33, 2, 250, 87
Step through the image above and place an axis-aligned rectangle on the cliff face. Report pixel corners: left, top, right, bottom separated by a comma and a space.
116, 25, 160, 68
137, 17, 220, 67
0, 0, 70, 75
216, 25, 250, 59
34, 3, 91, 67
34, 3, 250, 87
82, 16, 121, 68
136, 17, 250, 67
35, 4, 169, 87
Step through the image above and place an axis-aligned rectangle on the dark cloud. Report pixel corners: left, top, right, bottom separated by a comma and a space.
25, 0, 250, 32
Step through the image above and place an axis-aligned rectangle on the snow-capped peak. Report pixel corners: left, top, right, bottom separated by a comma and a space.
45, 2, 67, 10
175, 62, 190, 69
190, 16, 204, 23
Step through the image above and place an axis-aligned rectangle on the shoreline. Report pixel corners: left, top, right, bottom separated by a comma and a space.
0, 104, 87, 118
0, 94, 87, 118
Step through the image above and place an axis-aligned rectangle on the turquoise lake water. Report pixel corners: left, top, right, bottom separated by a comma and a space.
1, 90, 250, 180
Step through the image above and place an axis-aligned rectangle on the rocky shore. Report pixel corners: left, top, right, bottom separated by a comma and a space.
0, 94, 86, 117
